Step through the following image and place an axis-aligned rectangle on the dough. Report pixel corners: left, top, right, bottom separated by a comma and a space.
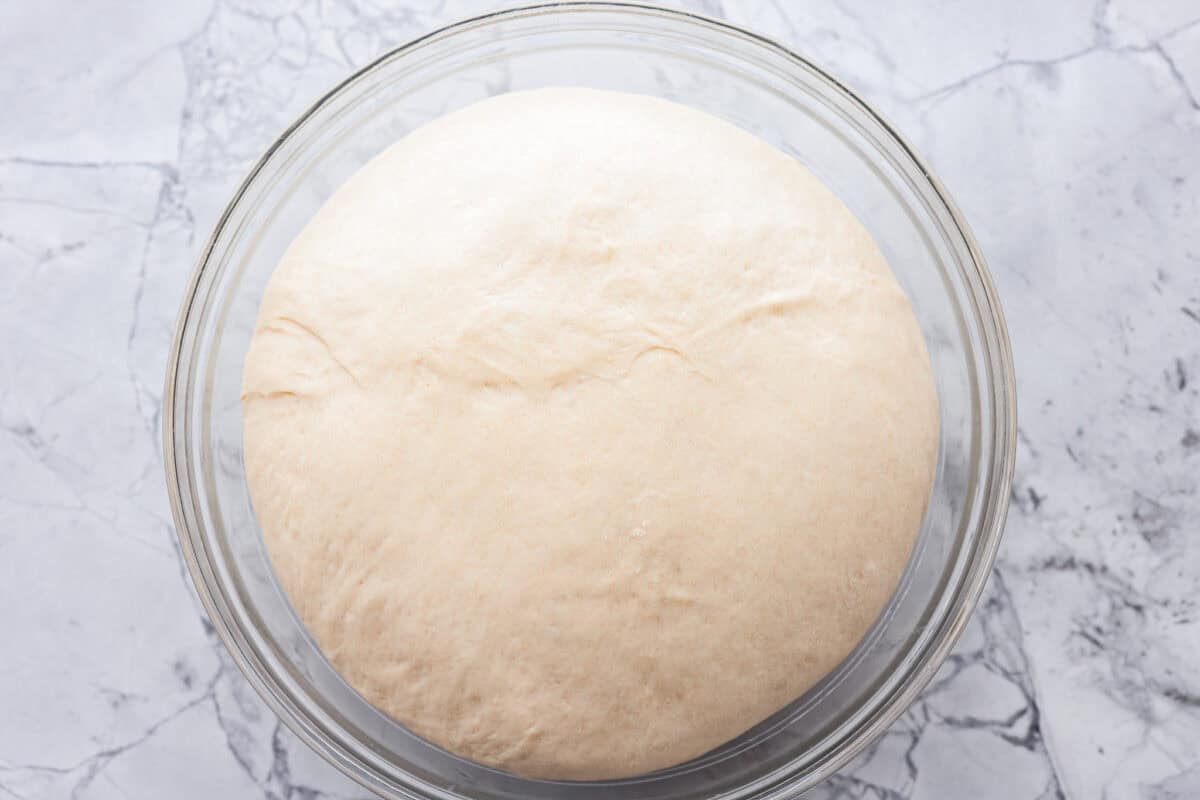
242, 88, 938, 780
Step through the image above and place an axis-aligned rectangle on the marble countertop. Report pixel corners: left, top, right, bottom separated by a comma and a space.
2, 1, 1198, 798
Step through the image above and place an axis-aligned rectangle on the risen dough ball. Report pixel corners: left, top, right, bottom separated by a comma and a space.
242, 88, 938, 780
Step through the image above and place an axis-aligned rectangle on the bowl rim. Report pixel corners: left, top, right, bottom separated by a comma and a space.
163, 2, 1018, 797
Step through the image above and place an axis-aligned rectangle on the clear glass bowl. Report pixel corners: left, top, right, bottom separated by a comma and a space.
163, 4, 1016, 798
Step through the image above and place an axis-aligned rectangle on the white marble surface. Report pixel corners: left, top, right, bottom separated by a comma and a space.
1, 1, 1198, 798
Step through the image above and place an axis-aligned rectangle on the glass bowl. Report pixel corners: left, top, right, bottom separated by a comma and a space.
163, 3, 1016, 798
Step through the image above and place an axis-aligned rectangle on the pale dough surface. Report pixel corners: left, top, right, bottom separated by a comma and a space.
242, 88, 938, 780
